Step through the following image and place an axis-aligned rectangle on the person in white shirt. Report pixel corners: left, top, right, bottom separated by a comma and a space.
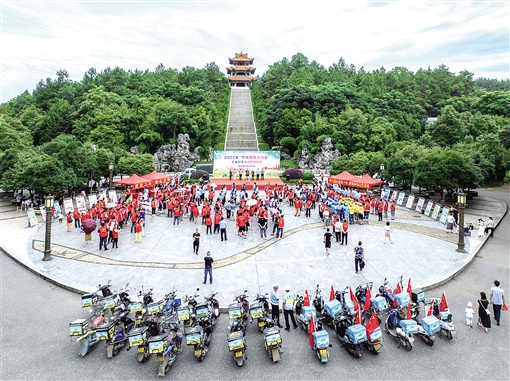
490, 280, 506, 326
465, 301, 474, 327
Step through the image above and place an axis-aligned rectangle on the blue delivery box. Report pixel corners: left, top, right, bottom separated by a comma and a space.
324, 299, 343, 317
421, 315, 441, 335
400, 319, 418, 334
346, 324, 367, 344
395, 292, 410, 308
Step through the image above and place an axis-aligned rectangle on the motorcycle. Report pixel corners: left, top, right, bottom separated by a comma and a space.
129, 286, 155, 327
204, 291, 221, 324
163, 287, 181, 316
228, 291, 249, 334
69, 309, 107, 357
263, 321, 283, 363
425, 298, 456, 340
333, 313, 366, 358
185, 302, 214, 361
377, 277, 420, 319
297, 304, 316, 332
322, 296, 344, 328
250, 293, 270, 332
311, 317, 331, 364
312, 284, 325, 317
385, 309, 415, 351
147, 329, 181, 376
103, 308, 135, 358
177, 289, 200, 328
127, 317, 160, 363
227, 330, 247, 367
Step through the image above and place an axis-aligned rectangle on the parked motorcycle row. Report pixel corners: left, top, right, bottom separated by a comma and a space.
69, 277, 455, 375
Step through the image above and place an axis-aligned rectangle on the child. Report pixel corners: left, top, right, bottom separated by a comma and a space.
465, 301, 474, 327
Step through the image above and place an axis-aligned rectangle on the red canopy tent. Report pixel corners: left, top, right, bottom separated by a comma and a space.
140, 171, 172, 185
115, 174, 154, 190
328, 171, 384, 189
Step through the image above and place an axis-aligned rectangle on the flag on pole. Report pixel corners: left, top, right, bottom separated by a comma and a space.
349, 287, 359, 313
329, 285, 335, 301
355, 304, 363, 325
407, 278, 413, 300
308, 314, 315, 348
364, 285, 372, 312
427, 299, 435, 316
439, 291, 449, 312
395, 281, 402, 295
303, 290, 310, 307
365, 311, 379, 336
406, 302, 412, 320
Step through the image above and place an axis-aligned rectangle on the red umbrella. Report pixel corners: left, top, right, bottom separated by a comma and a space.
81, 219, 97, 234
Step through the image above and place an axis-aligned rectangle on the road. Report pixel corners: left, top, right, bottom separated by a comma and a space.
0, 188, 508, 380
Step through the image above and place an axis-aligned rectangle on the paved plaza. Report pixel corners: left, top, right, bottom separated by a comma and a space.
1, 190, 506, 306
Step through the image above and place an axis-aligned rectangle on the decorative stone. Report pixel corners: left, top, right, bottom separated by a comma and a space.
296, 138, 341, 171
153, 133, 201, 173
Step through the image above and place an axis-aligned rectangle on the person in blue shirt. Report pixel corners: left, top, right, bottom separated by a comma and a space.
270, 284, 282, 328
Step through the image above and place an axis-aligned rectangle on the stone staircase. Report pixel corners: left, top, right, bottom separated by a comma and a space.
224, 88, 258, 150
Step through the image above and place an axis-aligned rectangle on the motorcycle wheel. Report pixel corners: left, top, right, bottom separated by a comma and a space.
112, 347, 119, 357
404, 340, 413, 351
198, 354, 204, 362
426, 336, 434, 346
235, 356, 244, 367
446, 330, 453, 340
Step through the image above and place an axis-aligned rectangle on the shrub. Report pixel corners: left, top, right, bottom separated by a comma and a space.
258, 143, 270, 151
281, 160, 298, 169
280, 137, 297, 155
303, 171, 315, 181
191, 170, 209, 180
282, 168, 303, 179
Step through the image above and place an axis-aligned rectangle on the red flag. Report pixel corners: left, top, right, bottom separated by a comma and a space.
439, 291, 449, 312
329, 285, 335, 301
355, 304, 363, 325
427, 299, 435, 316
364, 285, 372, 312
393, 295, 397, 308
406, 302, 412, 319
395, 282, 402, 295
308, 314, 315, 348
303, 290, 310, 307
407, 278, 413, 300
503, 303, 508, 311
365, 311, 379, 336
349, 287, 359, 313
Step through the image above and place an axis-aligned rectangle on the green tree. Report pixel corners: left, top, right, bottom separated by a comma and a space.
117, 154, 155, 176
425, 105, 468, 147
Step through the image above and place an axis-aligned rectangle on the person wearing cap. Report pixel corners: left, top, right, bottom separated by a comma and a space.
282, 285, 298, 331
270, 284, 282, 328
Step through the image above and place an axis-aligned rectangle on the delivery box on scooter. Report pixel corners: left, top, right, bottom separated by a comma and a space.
195, 303, 210, 318
264, 327, 282, 346
148, 333, 168, 354
412, 288, 425, 303
395, 292, 410, 308
129, 301, 143, 313
95, 321, 115, 341
69, 318, 89, 336
249, 302, 265, 319
227, 331, 245, 351
346, 324, 368, 344
421, 315, 441, 335
177, 306, 191, 321
324, 299, 343, 317
301, 306, 317, 321
228, 303, 243, 320
312, 330, 330, 349
185, 326, 203, 345
103, 295, 118, 310
128, 326, 148, 347
368, 327, 383, 342
371, 296, 389, 312
81, 294, 97, 308
147, 301, 163, 315
344, 301, 355, 314
400, 319, 418, 334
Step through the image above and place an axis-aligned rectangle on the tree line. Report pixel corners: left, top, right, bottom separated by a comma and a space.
251, 53, 510, 193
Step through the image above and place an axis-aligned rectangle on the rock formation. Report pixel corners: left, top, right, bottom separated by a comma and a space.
296, 138, 341, 171
153, 133, 201, 172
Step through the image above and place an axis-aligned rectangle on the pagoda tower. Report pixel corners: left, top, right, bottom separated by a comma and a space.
226, 52, 256, 87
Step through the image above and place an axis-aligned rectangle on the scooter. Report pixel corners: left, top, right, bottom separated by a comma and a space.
385, 309, 415, 351
204, 291, 221, 324
185, 302, 214, 361
425, 298, 456, 340
177, 289, 200, 328
250, 293, 270, 332
227, 330, 247, 367
127, 317, 160, 363
163, 287, 181, 316
333, 313, 365, 358
311, 317, 331, 364
377, 277, 420, 319
148, 329, 181, 376
263, 321, 283, 363
104, 308, 135, 358
312, 285, 325, 317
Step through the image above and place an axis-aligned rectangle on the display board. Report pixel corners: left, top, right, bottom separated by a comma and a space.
213, 151, 281, 178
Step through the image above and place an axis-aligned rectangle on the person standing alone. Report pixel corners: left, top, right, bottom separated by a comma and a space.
341, 219, 349, 245
192, 229, 201, 255
323, 228, 332, 256
282, 285, 298, 330
354, 241, 364, 274
203, 251, 213, 284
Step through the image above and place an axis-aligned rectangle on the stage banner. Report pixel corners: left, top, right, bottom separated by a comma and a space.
439, 206, 450, 224
88, 194, 98, 208
100, 190, 107, 201
431, 204, 441, 220
415, 197, 425, 213
397, 191, 406, 206
424, 201, 434, 216
76, 196, 87, 213
108, 191, 117, 203
40, 206, 46, 223
390, 190, 398, 202
405, 195, 415, 209
27, 208, 39, 227
63, 197, 74, 215
213, 151, 281, 178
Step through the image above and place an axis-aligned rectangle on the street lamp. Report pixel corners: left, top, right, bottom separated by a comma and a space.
108, 162, 114, 190
456, 192, 466, 253
380, 163, 385, 193
43, 195, 53, 261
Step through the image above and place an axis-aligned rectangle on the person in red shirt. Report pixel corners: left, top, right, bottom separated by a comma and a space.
213, 212, 221, 234
134, 219, 143, 243
131, 210, 138, 233
173, 205, 181, 225
98, 222, 109, 250
193, 205, 199, 225
383, 200, 389, 219
66, 212, 73, 232
205, 215, 213, 235
341, 220, 349, 245
111, 224, 119, 248
73, 208, 81, 228
390, 201, 396, 220
377, 200, 384, 222
276, 214, 285, 238
305, 198, 312, 217
236, 212, 247, 238
294, 198, 302, 217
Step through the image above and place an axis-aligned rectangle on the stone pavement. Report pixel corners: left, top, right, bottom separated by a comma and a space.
0, 191, 506, 307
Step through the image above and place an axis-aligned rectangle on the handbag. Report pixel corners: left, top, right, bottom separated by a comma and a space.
503, 303, 508, 311
479, 300, 490, 315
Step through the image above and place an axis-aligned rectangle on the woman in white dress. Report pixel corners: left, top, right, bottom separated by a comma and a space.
477, 218, 485, 238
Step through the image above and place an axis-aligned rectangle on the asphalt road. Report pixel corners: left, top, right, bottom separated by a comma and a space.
1, 188, 508, 381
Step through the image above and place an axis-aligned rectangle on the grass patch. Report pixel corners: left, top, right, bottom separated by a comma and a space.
479, 181, 505, 188
281, 160, 298, 169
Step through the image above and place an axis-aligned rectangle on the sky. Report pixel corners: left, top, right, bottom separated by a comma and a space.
1, 0, 509, 103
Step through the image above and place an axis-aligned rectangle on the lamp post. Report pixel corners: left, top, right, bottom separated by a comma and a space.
456, 192, 466, 253
43, 195, 53, 261
108, 162, 114, 191
380, 163, 385, 193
